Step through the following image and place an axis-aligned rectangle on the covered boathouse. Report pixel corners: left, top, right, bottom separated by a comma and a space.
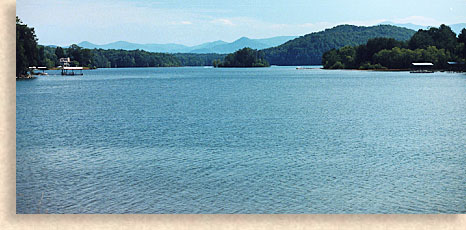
410, 63, 434, 73
59, 57, 84, 75
61, 67, 83, 75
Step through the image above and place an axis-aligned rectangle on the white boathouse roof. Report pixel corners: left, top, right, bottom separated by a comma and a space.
412, 63, 434, 66
63, 67, 83, 70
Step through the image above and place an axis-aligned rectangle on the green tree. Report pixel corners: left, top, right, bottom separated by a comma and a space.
216, 48, 270, 67
68, 44, 83, 65
458, 29, 466, 59
38, 45, 45, 66
322, 49, 340, 69
408, 30, 434, 50
355, 37, 404, 66
338, 46, 357, 68
16, 16, 39, 77
409, 25, 457, 54
55, 46, 65, 58
433, 25, 457, 54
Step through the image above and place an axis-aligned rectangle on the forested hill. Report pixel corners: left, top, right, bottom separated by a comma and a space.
262, 25, 416, 65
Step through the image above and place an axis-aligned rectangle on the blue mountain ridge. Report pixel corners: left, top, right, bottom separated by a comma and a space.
379, 21, 466, 34
52, 23, 465, 54
75, 36, 297, 54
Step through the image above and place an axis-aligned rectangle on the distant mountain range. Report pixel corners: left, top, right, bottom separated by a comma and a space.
75, 36, 297, 54
379, 22, 466, 35
45, 23, 465, 66
54, 23, 465, 56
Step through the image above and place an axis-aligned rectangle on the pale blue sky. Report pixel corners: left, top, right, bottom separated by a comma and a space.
17, 0, 466, 46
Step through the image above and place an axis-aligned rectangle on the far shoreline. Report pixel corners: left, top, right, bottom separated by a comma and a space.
30, 66, 465, 73
319, 68, 465, 73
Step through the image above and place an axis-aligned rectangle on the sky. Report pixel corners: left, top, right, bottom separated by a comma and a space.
17, 0, 466, 46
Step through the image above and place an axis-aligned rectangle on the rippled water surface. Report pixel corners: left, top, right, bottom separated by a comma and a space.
16, 67, 466, 213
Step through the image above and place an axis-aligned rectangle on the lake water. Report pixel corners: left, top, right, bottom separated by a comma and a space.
16, 67, 466, 213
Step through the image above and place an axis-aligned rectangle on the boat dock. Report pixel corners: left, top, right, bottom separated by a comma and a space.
61, 67, 84, 75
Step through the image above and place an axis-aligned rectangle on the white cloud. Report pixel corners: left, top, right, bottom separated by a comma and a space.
211, 18, 235, 26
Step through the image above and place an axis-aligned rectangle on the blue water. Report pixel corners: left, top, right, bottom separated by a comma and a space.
16, 67, 466, 213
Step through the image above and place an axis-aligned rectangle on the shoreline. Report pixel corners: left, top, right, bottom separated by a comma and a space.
321, 68, 409, 72
322, 68, 465, 73
22, 66, 466, 73
16, 75, 37, 80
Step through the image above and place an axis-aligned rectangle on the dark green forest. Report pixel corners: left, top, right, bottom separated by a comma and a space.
213, 48, 270, 67
262, 25, 416, 66
174, 53, 226, 66
322, 25, 466, 70
36, 45, 226, 69
16, 17, 39, 77
39, 45, 182, 68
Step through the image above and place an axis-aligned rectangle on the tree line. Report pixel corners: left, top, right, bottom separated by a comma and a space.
322, 25, 466, 70
39, 45, 184, 68
16, 16, 227, 77
39, 45, 225, 69
213, 48, 270, 67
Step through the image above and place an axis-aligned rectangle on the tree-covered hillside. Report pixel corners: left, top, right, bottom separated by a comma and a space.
262, 25, 416, 65
322, 25, 466, 70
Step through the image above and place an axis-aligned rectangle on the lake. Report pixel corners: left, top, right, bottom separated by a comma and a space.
16, 67, 466, 213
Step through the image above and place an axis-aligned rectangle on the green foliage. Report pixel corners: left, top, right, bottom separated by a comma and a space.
39, 45, 60, 68
322, 25, 465, 70
55, 46, 65, 58
262, 25, 416, 65
355, 37, 406, 66
37, 45, 226, 68
89, 49, 181, 68
71, 60, 80, 67
458, 29, 466, 59
212, 59, 221, 67
37, 46, 182, 68
409, 24, 458, 54
67, 44, 92, 67
373, 47, 417, 69
330, 61, 345, 69
359, 62, 386, 70
408, 30, 435, 50
16, 16, 39, 77
216, 48, 270, 67
174, 53, 226, 66
372, 46, 451, 69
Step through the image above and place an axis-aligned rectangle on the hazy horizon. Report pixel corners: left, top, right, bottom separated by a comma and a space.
17, 0, 466, 46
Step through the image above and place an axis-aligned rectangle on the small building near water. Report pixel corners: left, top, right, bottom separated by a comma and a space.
411, 63, 434, 73
59, 57, 71, 67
